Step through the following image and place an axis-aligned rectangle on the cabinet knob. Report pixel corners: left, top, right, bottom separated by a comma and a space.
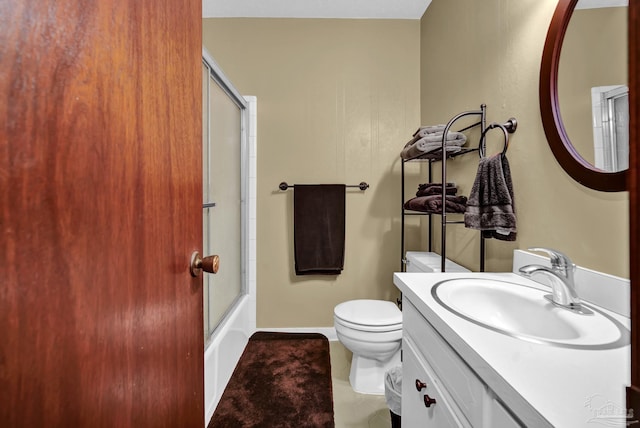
415, 379, 427, 391
423, 395, 437, 408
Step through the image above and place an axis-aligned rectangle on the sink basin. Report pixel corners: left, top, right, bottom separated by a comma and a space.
432, 278, 629, 349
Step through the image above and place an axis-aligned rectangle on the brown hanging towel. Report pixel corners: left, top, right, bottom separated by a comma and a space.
294, 184, 346, 275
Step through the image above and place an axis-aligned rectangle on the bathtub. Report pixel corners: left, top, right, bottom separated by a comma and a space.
204, 293, 256, 425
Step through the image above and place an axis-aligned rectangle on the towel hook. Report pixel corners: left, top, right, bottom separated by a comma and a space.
479, 123, 510, 158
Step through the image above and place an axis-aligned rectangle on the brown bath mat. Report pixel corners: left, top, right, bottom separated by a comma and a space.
208, 332, 335, 428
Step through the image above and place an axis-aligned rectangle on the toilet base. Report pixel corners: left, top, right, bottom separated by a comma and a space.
349, 348, 401, 395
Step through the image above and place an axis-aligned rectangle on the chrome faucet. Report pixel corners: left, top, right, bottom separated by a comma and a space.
518, 247, 582, 311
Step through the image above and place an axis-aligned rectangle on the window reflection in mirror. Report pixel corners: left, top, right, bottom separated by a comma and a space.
591, 85, 629, 172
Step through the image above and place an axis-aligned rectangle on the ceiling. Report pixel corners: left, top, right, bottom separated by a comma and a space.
202, 0, 433, 19
202, 0, 628, 20
577, 0, 627, 9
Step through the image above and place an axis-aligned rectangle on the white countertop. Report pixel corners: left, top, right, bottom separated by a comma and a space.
394, 271, 631, 428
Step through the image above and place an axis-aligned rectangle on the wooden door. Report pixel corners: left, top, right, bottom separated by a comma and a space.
0, 1, 203, 427
629, 0, 640, 418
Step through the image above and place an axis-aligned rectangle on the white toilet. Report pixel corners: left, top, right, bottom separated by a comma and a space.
333, 299, 402, 395
405, 251, 471, 273
334, 252, 470, 395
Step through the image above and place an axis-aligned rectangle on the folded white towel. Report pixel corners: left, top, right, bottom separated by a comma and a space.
420, 132, 467, 144
401, 143, 462, 160
413, 141, 457, 153
404, 131, 466, 147
401, 127, 468, 160
413, 125, 446, 137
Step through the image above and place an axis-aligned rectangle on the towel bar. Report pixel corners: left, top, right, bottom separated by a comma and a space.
278, 181, 369, 191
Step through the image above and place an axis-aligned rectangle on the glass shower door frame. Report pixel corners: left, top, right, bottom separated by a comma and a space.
203, 48, 256, 423
202, 50, 249, 342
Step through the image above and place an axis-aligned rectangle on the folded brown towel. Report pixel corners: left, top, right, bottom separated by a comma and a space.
404, 195, 468, 214
416, 183, 457, 197
294, 185, 346, 275
464, 154, 516, 241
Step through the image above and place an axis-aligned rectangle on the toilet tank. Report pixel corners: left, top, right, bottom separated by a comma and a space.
405, 251, 470, 273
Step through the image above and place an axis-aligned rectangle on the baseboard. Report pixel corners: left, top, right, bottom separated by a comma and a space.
256, 327, 338, 341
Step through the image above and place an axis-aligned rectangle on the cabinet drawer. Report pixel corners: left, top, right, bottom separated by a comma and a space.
404, 300, 484, 426
402, 337, 469, 428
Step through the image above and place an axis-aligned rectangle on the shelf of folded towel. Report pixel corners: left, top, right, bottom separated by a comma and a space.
403, 183, 468, 215
401, 125, 477, 161
402, 148, 479, 162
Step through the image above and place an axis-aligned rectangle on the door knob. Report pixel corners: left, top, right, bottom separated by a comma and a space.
190, 251, 220, 277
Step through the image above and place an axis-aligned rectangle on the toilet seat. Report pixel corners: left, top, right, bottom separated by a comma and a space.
334, 299, 402, 332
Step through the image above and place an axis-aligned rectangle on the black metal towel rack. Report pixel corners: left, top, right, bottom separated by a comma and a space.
400, 104, 519, 274
279, 181, 369, 191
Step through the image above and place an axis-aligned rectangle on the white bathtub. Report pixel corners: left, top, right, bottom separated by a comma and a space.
204, 293, 255, 425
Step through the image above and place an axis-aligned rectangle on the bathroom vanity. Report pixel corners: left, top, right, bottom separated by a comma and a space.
394, 271, 631, 427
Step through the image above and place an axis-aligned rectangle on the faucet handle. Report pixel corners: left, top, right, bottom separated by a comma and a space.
527, 247, 575, 271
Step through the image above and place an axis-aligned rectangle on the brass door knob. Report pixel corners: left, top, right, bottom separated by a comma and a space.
190, 251, 220, 277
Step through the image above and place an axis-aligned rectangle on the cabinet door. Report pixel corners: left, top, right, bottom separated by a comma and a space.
488, 395, 525, 428
404, 301, 484, 424
402, 339, 469, 427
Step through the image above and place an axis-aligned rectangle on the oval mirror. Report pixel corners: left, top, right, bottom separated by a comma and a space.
540, 0, 628, 192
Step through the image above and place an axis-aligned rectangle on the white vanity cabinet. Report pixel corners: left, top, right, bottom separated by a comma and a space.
395, 269, 630, 427
402, 337, 468, 427
402, 300, 523, 428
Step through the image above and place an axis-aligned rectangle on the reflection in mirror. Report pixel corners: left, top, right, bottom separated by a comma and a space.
558, 0, 628, 172
591, 84, 629, 172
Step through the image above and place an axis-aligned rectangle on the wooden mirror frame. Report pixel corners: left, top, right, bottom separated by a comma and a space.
540, 0, 627, 192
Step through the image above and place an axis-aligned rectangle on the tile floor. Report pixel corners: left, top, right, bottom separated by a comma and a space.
330, 341, 392, 428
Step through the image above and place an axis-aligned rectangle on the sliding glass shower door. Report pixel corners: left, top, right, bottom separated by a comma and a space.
202, 54, 247, 342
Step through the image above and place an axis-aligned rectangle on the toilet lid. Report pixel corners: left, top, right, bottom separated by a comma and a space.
334, 299, 402, 327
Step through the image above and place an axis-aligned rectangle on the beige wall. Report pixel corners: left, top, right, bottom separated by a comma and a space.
420, 0, 629, 276
203, 19, 421, 327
